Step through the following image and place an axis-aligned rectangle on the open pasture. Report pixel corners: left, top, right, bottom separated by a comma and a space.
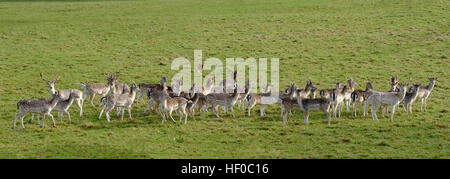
0, 0, 448, 158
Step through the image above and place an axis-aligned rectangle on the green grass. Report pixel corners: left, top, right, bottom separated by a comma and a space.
0, 0, 448, 158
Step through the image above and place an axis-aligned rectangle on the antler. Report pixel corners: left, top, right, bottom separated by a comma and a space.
40, 73, 48, 82
54, 76, 61, 84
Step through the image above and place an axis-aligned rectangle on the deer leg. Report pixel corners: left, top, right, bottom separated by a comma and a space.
424, 98, 427, 112
35, 114, 41, 125
346, 100, 350, 112
182, 108, 188, 124
338, 103, 342, 118
65, 111, 71, 123
47, 112, 56, 127
405, 104, 409, 118
371, 103, 379, 122
390, 105, 396, 122
116, 107, 121, 117
90, 94, 96, 108
29, 113, 34, 123
136, 92, 143, 104
325, 109, 331, 126
13, 114, 19, 129
121, 108, 125, 120
20, 114, 26, 129
230, 107, 235, 118
213, 105, 220, 118
363, 101, 367, 117
169, 109, 176, 122
105, 105, 114, 123
221, 106, 228, 117
260, 105, 266, 117
280, 104, 284, 118
304, 110, 309, 124
282, 107, 288, 125
332, 103, 337, 118
41, 114, 46, 128
144, 100, 151, 113
161, 112, 166, 124
75, 98, 83, 117
420, 98, 424, 111
128, 107, 132, 120
409, 103, 413, 115
98, 105, 106, 119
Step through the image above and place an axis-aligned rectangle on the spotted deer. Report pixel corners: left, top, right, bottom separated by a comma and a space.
351, 81, 373, 117
403, 83, 421, 118
380, 79, 400, 117
244, 84, 272, 117
30, 90, 76, 124
145, 78, 182, 115
281, 80, 317, 116
281, 83, 332, 125
366, 83, 408, 122
186, 92, 201, 121
79, 73, 115, 108
14, 91, 64, 129
319, 82, 341, 99
417, 77, 437, 112
98, 83, 138, 122
136, 77, 167, 104
40, 73, 84, 117
151, 88, 189, 124
330, 85, 348, 118
204, 81, 241, 118
343, 78, 358, 111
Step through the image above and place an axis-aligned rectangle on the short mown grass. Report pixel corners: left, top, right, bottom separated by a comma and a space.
0, 0, 448, 158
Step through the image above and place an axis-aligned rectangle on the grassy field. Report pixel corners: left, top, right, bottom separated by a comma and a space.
0, 0, 448, 158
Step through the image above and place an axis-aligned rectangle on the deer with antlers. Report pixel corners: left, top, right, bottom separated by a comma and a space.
40, 73, 84, 117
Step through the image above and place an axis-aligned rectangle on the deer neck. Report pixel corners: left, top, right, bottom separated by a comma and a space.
231, 88, 239, 102
163, 97, 168, 109
295, 91, 304, 110
427, 81, 435, 91
411, 88, 420, 99
129, 88, 137, 101
396, 88, 407, 101
109, 82, 116, 94
49, 88, 57, 96
49, 96, 60, 109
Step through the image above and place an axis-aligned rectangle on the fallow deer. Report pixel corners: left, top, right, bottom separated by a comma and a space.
343, 78, 358, 111
204, 82, 241, 118
40, 73, 84, 117
351, 81, 373, 117
366, 83, 408, 122
151, 88, 189, 124
14, 91, 64, 128
403, 83, 421, 118
79, 73, 115, 108
30, 90, 76, 124
244, 84, 272, 117
281, 83, 332, 125
417, 77, 437, 112
98, 83, 138, 122
330, 85, 348, 118
319, 82, 341, 99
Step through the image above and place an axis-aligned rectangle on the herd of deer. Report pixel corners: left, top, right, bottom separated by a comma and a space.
12, 72, 437, 129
